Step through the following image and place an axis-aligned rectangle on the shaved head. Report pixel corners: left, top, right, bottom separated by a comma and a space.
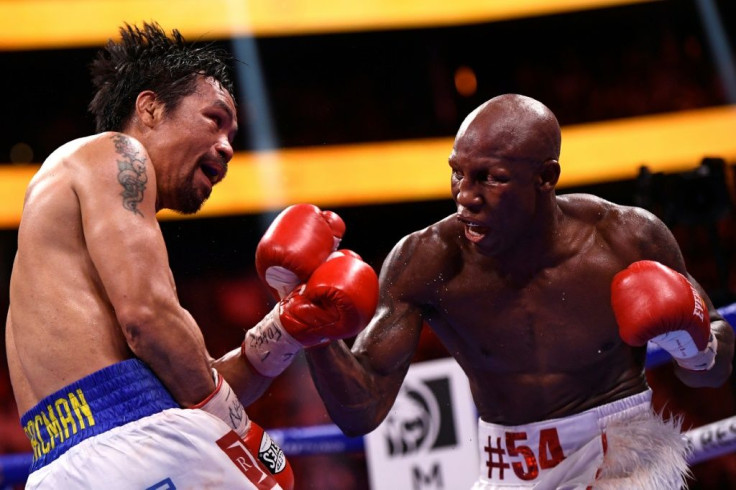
455, 94, 561, 166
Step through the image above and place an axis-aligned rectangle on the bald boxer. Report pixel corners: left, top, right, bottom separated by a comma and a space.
4, 22, 312, 489
305, 94, 735, 489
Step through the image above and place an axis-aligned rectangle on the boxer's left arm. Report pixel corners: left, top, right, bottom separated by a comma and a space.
664, 271, 733, 388
77, 134, 215, 406
304, 232, 428, 437
80, 135, 291, 486
611, 208, 734, 388
208, 349, 273, 408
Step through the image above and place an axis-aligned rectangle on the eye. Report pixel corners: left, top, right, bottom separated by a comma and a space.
487, 172, 510, 184
206, 110, 227, 129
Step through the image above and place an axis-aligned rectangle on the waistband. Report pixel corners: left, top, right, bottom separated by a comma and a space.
20, 359, 178, 471
587, 389, 652, 428
479, 389, 653, 434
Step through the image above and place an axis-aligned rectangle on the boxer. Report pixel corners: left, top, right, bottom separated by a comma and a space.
6, 22, 381, 489
299, 94, 734, 489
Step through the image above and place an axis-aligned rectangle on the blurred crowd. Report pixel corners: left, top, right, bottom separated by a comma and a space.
2, 1, 736, 487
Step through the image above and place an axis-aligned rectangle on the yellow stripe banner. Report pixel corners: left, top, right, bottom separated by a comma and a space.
0, 0, 658, 50
2, 105, 734, 228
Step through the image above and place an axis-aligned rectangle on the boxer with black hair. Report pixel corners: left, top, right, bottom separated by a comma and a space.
5, 22, 378, 489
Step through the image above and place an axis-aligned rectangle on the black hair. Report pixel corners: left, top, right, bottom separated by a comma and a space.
88, 22, 235, 132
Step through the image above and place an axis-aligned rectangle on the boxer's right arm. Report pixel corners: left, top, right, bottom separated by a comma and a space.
207, 206, 357, 406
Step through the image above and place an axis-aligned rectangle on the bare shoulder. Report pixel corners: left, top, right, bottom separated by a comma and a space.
380, 215, 462, 300
30, 133, 147, 186
64, 132, 147, 174
389, 215, 460, 266
558, 192, 684, 269
560, 193, 654, 224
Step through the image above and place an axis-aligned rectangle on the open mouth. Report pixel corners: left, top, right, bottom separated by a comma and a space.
457, 216, 490, 243
200, 161, 223, 184
464, 223, 490, 243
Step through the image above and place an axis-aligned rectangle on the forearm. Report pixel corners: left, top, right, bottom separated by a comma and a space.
123, 306, 215, 406
305, 341, 392, 437
675, 318, 734, 388
211, 347, 274, 407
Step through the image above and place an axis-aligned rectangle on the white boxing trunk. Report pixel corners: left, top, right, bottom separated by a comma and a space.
471, 390, 686, 490
22, 359, 279, 490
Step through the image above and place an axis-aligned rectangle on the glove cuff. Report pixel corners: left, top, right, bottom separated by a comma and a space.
676, 333, 717, 371
243, 305, 304, 377
264, 265, 301, 300
653, 331, 717, 371
191, 369, 250, 437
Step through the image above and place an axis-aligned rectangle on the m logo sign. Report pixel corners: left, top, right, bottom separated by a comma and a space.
384, 377, 457, 456
365, 358, 478, 490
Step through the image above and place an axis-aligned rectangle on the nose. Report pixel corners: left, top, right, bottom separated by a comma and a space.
454, 179, 482, 211
215, 136, 234, 164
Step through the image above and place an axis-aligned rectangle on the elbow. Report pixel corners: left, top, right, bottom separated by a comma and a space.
329, 406, 384, 438
116, 304, 160, 355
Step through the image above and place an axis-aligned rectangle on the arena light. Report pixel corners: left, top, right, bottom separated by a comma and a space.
694, 0, 736, 103
454, 66, 478, 97
0, 0, 659, 50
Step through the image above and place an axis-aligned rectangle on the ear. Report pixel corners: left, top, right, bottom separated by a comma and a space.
135, 91, 162, 128
538, 159, 560, 191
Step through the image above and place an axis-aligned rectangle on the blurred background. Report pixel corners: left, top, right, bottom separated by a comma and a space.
1, 0, 736, 488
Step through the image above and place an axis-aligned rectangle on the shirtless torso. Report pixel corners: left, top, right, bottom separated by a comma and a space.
7, 135, 147, 414
387, 195, 658, 424
6, 75, 253, 415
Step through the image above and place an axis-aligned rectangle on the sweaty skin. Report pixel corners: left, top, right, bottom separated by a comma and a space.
6, 76, 269, 415
306, 94, 734, 436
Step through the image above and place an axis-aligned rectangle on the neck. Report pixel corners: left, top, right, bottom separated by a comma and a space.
492, 197, 565, 280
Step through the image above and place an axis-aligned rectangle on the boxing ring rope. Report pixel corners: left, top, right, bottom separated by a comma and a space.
3, 304, 736, 486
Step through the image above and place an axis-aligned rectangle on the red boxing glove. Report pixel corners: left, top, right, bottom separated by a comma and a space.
242, 421, 294, 490
611, 260, 717, 371
243, 253, 379, 377
256, 203, 346, 299
281, 253, 379, 345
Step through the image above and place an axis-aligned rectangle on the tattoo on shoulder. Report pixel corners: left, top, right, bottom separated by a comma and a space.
111, 134, 148, 217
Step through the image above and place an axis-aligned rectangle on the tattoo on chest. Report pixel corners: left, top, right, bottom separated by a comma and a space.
112, 134, 148, 216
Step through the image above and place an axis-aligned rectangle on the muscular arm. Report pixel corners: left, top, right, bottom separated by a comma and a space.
305, 234, 427, 436
77, 134, 214, 406
618, 206, 734, 387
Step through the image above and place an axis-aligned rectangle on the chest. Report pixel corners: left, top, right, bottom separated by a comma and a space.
424, 249, 626, 368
